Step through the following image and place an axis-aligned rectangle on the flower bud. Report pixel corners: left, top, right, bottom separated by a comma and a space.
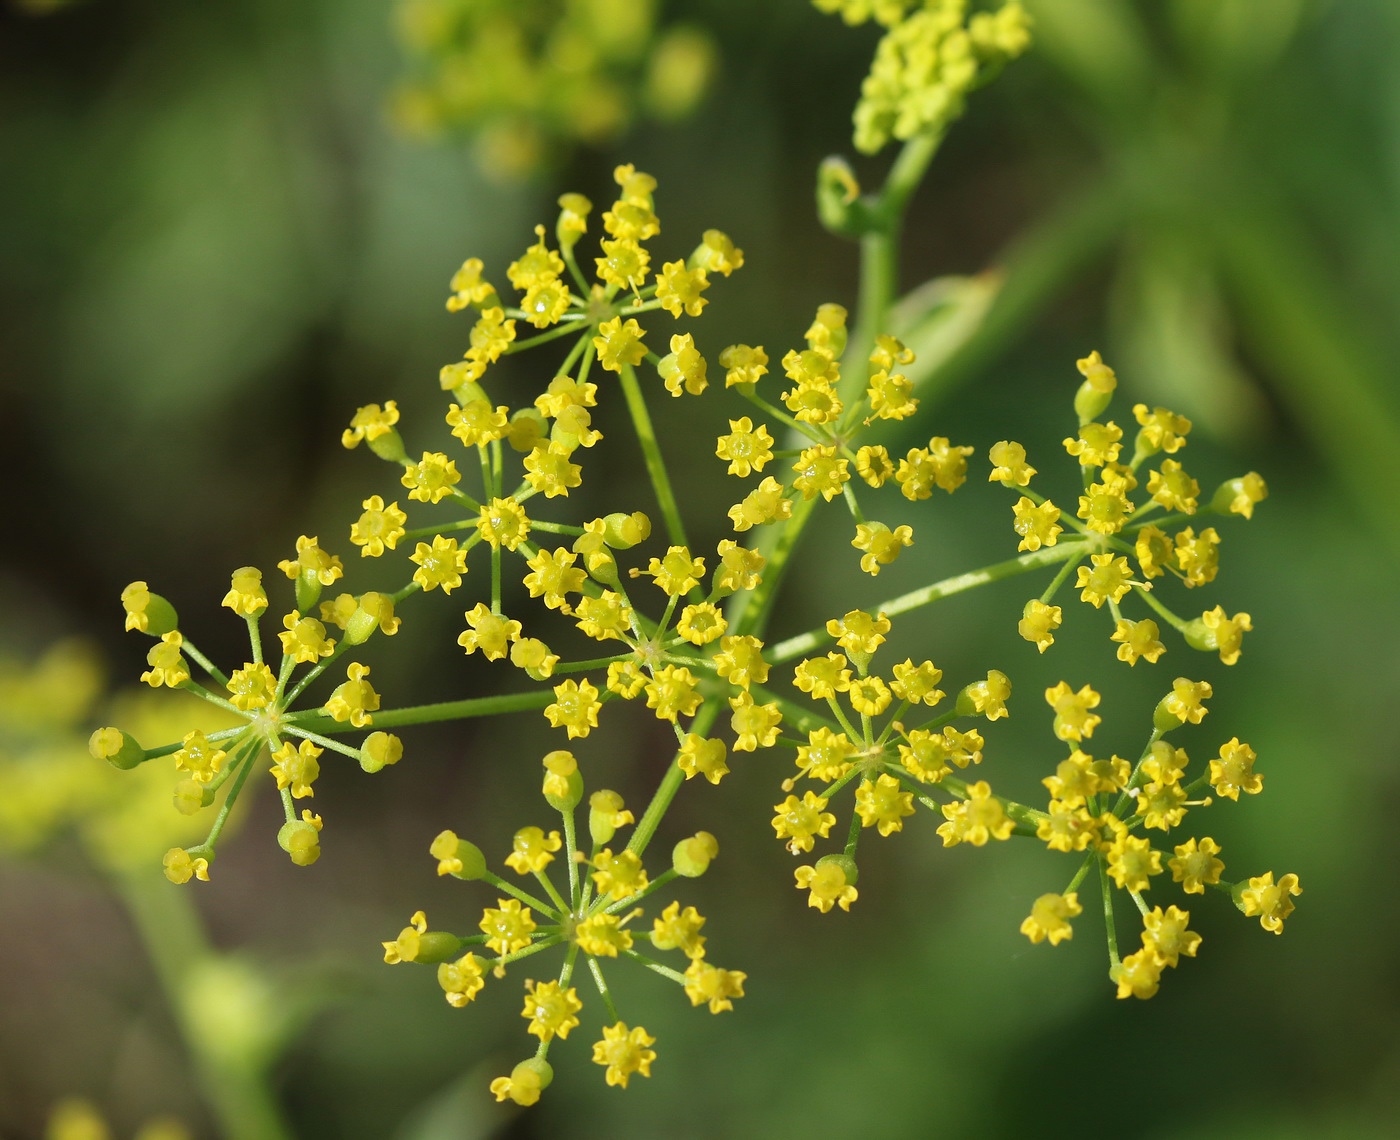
294, 569, 322, 614
602, 511, 652, 549
277, 819, 322, 866
816, 156, 867, 237
411, 931, 466, 964
430, 830, 486, 879
368, 427, 406, 464
121, 581, 178, 636
815, 851, 859, 887
1152, 695, 1183, 733
673, 831, 719, 877
1074, 381, 1112, 425
542, 750, 583, 811
359, 731, 403, 773
173, 778, 213, 815
506, 407, 547, 453
589, 789, 630, 846
498, 1057, 553, 1106
88, 726, 145, 770
556, 192, 592, 253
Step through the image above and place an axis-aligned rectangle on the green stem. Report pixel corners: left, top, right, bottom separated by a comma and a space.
627, 698, 721, 859
618, 362, 688, 547
284, 689, 554, 733
768, 544, 1080, 664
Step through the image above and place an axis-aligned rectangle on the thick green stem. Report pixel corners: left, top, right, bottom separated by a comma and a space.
627, 699, 720, 859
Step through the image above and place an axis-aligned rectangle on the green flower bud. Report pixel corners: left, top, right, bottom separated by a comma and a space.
367, 427, 406, 464
277, 819, 321, 866
430, 830, 486, 879
294, 569, 322, 614
815, 851, 859, 887
506, 407, 547, 453
88, 726, 145, 770
359, 731, 403, 773
1152, 695, 1183, 733
1074, 380, 1112, 425
673, 830, 719, 877
412, 931, 466, 964
589, 789, 630, 846
543, 748, 584, 812
602, 511, 652, 549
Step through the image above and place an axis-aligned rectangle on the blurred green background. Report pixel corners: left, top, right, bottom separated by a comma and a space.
2, 0, 1399, 1137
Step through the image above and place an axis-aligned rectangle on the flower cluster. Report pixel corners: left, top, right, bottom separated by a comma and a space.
384, 751, 740, 1104
94, 4, 1303, 1100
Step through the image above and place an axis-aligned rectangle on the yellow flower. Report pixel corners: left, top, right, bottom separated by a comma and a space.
575, 912, 634, 957
221, 567, 267, 615
1111, 948, 1162, 1000
772, 790, 836, 854
464, 306, 516, 368
1111, 618, 1164, 665
1238, 871, 1301, 934
437, 953, 486, 1008
171, 729, 226, 784
848, 675, 892, 717
988, 440, 1036, 487
1136, 781, 1188, 831
1149, 460, 1200, 514
1133, 403, 1191, 454
655, 260, 709, 317
852, 521, 913, 575
782, 377, 843, 425
507, 224, 564, 292
1011, 497, 1061, 551
1105, 828, 1162, 892
162, 847, 209, 885
457, 603, 522, 661
729, 693, 782, 751
715, 417, 774, 477
489, 1059, 551, 1106
1209, 737, 1262, 800
573, 592, 634, 642
1018, 599, 1062, 652
1020, 892, 1082, 945
713, 539, 765, 593
1169, 837, 1225, 894
501, 826, 562, 879
866, 368, 917, 420
1189, 605, 1252, 665
523, 980, 583, 1041
401, 451, 461, 503
324, 662, 379, 727
1077, 474, 1134, 534
854, 773, 914, 836
1063, 421, 1122, 467
693, 228, 744, 276
279, 611, 334, 664
342, 401, 399, 449
1213, 472, 1267, 518
1174, 526, 1220, 588
141, 632, 189, 689
855, 444, 895, 487
592, 1022, 656, 1088
677, 602, 727, 646
605, 660, 646, 699
890, 658, 943, 706
410, 535, 468, 593
713, 635, 768, 690
226, 661, 275, 710
677, 733, 729, 785
544, 678, 602, 738
825, 609, 890, 658
446, 257, 495, 312
794, 860, 859, 913
727, 476, 793, 531
593, 316, 647, 373
1141, 905, 1201, 967
1162, 677, 1212, 725
959, 669, 1011, 720
269, 739, 321, 798
592, 848, 648, 901
651, 902, 707, 959
445, 398, 508, 444
644, 665, 703, 722
719, 343, 768, 387
278, 535, 343, 586
643, 545, 705, 596
937, 781, 1014, 847
658, 332, 708, 396
683, 959, 746, 1014
1076, 553, 1136, 608
1035, 801, 1099, 853
479, 899, 536, 956
522, 547, 586, 610
1044, 681, 1101, 742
